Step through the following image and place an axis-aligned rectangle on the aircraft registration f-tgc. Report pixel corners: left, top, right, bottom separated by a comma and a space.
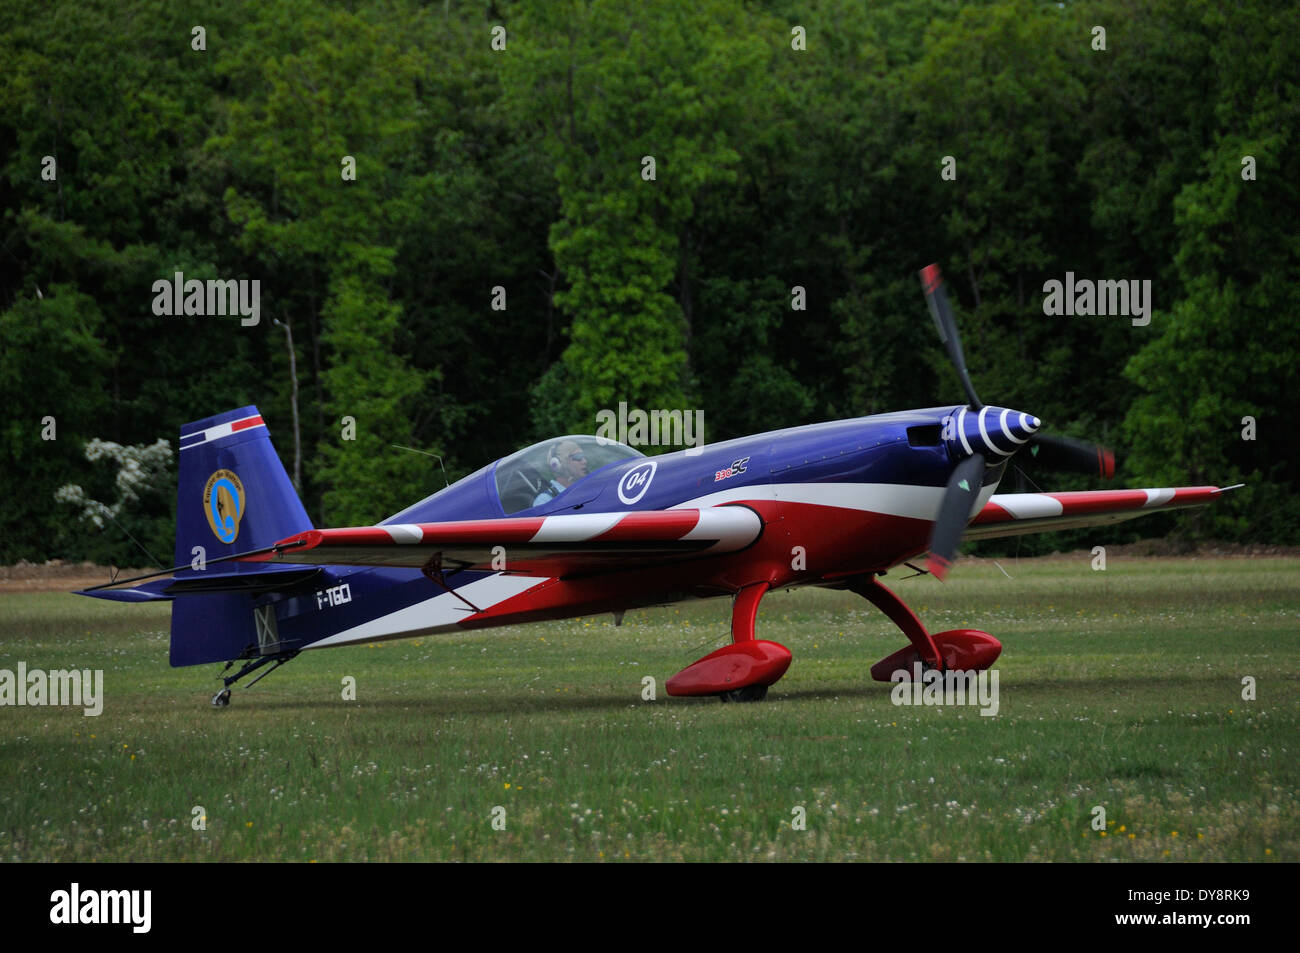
82, 266, 1232, 705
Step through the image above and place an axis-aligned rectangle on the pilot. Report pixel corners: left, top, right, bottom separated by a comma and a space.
532, 440, 589, 506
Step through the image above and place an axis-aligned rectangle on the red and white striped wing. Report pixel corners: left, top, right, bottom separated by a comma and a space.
246, 507, 763, 576
965, 486, 1231, 540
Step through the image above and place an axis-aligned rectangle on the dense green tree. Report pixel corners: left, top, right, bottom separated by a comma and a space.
1, 0, 1296, 561
503, 0, 773, 437
1123, 0, 1300, 540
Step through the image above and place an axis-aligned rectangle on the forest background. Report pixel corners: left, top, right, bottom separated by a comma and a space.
2, 0, 1295, 565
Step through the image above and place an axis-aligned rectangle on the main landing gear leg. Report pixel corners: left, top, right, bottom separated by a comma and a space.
211, 650, 300, 707
846, 574, 1001, 682
664, 582, 792, 702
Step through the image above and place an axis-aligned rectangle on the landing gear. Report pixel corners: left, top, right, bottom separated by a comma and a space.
846, 573, 1001, 680
210, 649, 299, 707
665, 582, 791, 702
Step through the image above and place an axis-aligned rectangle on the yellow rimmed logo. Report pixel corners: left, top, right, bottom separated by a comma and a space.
203, 469, 245, 544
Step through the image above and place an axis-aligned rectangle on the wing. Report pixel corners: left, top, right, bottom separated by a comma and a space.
243, 507, 763, 577
964, 485, 1234, 540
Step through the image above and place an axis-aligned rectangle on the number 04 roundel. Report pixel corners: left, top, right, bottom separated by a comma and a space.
203, 469, 246, 543
617, 460, 657, 505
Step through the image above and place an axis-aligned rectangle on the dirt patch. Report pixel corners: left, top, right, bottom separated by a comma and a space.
0, 560, 156, 594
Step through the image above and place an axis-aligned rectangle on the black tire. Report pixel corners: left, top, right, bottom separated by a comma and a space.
211, 689, 231, 708
719, 684, 768, 703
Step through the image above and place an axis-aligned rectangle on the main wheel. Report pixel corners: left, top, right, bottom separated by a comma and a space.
719, 684, 768, 703
211, 689, 231, 708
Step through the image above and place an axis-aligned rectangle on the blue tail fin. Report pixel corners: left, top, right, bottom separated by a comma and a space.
174, 406, 311, 565
169, 407, 312, 666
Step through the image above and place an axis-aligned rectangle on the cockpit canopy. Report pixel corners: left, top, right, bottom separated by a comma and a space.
494, 434, 644, 514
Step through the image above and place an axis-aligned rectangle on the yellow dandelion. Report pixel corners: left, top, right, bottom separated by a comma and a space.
246, 821, 254, 828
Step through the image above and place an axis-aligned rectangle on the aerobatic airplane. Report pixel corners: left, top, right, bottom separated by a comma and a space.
82, 266, 1232, 705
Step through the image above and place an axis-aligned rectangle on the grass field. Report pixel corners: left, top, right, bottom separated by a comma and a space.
1, 555, 1297, 862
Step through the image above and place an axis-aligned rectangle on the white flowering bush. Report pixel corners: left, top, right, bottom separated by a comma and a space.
55, 438, 173, 529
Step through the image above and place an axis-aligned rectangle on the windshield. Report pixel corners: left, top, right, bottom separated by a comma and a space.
494, 435, 644, 514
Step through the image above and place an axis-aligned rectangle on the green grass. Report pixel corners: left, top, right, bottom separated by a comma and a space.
1, 555, 1297, 861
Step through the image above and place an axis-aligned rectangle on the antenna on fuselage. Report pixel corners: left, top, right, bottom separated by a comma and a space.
391, 445, 450, 488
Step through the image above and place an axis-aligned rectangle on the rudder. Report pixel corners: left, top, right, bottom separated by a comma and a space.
174, 406, 311, 566
170, 407, 311, 667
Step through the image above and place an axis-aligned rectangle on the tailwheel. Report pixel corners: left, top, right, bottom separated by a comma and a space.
209, 649, 300, 708
719, 684, 768, 703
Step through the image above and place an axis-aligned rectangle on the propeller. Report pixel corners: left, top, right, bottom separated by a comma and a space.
926, 451, 986, 580
1025, 432, 1115, 479
917, 264, 1116, 579
919, 264, 981, 411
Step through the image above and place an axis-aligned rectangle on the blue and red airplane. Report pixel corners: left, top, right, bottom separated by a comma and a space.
82, 266, 1232, 705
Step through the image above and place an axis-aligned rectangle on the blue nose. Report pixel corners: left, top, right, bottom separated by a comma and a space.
947, 406, 1041, 458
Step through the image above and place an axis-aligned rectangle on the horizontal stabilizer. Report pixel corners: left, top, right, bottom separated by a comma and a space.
163, 566, 322, 595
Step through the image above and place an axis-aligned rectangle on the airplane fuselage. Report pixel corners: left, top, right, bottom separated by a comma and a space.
280, 406, 1007, 651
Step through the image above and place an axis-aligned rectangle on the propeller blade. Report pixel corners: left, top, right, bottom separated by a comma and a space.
1028, 433, 1116, 479
926, 452, 986, 581
919, 263, 982, 410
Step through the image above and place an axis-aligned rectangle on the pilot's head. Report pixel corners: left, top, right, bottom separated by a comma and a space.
548, 440, 588, 485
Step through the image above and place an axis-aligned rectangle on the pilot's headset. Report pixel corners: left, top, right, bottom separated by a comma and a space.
547, 444, 565, 474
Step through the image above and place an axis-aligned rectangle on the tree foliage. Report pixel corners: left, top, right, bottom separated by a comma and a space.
1, 0, 1295, 562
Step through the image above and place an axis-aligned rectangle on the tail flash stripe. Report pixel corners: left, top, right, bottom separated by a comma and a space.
180, 414, 265, 451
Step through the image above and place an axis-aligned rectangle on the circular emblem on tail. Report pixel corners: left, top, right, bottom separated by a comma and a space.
203, 469, 245, 543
